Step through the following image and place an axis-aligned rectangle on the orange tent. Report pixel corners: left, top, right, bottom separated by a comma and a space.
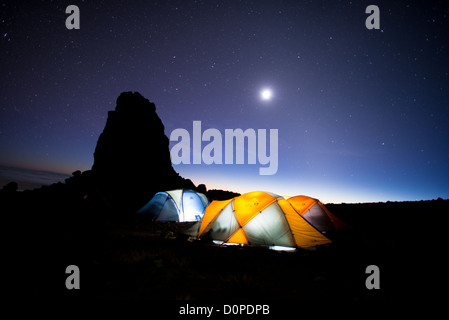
198, 191, 346, 248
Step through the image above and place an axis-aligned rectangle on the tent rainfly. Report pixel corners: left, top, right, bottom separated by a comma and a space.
136, 189, 209, 222
198, 191, 346, 249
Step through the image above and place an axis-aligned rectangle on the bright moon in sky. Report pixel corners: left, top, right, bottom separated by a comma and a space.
260, 88, 273, 101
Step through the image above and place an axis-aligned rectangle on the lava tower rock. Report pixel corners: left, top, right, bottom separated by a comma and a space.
92, 92, 195, 215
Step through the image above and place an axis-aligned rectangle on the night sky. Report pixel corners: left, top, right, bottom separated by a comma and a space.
1, 1, 448, 203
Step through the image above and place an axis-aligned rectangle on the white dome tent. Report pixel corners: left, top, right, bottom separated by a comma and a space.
136, 189, 209, 222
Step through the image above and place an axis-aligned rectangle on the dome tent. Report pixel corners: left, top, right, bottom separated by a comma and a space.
198, 191, 346, 249
136, 189, 209, 222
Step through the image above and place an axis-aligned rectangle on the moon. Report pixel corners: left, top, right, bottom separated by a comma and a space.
260, 88, 273, 101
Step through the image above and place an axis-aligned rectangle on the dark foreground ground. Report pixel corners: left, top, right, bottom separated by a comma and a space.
4, 193, 447, 313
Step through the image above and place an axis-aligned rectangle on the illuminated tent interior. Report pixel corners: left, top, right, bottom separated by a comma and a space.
197, 191, 346, 249
136, 189, 209, 222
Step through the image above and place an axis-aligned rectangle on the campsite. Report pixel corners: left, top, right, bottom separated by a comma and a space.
91, 198, 445, 305
1, 92, 446, 311
2, 1, 448, 314
38, 195, 443, 307
3, 177, 443, 304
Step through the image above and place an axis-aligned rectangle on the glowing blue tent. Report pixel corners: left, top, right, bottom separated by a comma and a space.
136, 189, 209, 222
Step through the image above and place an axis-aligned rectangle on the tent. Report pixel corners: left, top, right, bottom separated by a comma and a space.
136, 189, 209, 222
198, 191, 346, 248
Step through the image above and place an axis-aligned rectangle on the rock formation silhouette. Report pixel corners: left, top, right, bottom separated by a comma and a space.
92, 91, 195, 214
